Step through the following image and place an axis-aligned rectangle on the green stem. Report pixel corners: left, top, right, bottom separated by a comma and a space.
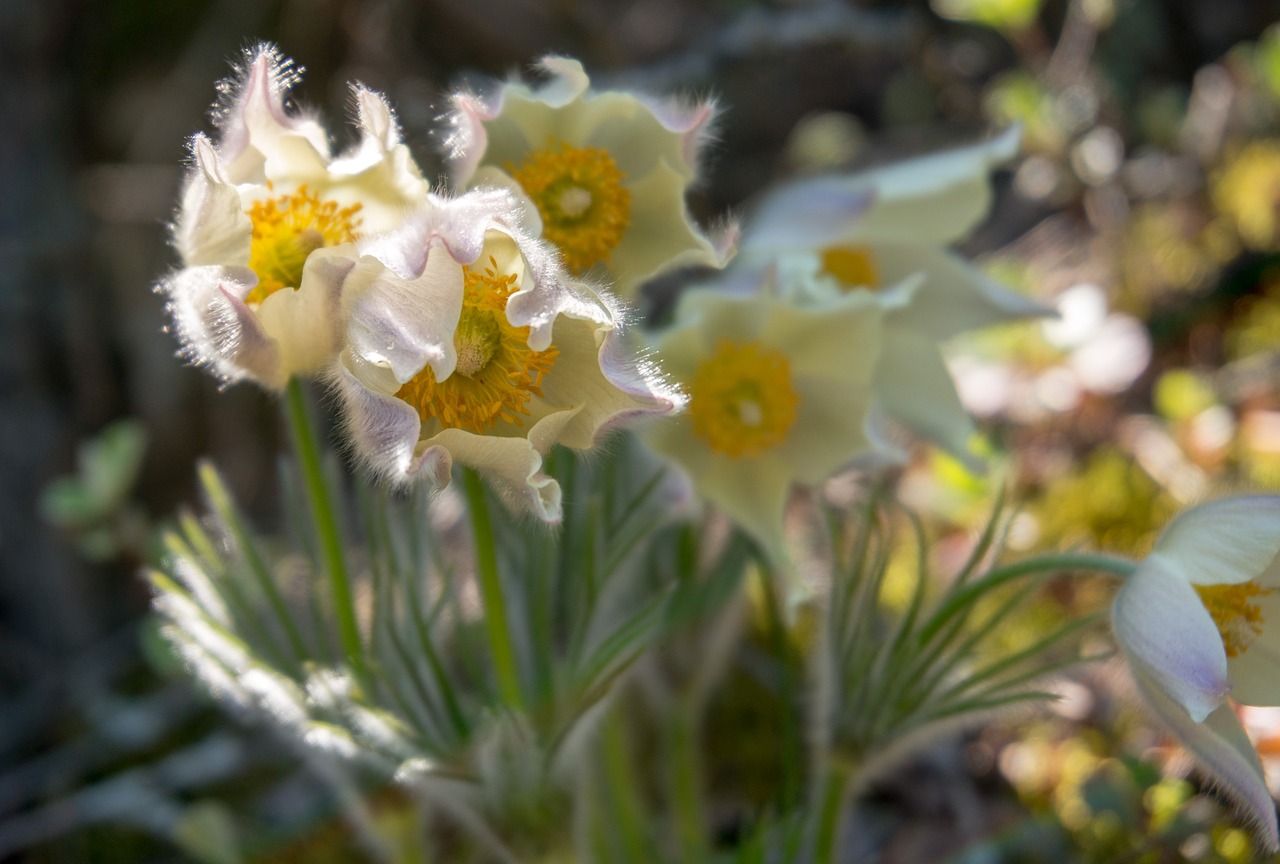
461, 467, 524, 710
813, 758, 854, 864
758, 562, 803, 810
284, 377, 366, 683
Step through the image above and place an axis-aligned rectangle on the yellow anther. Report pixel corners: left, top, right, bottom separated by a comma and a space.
396, 259, 558, 434
510, 142, 631, 274
688, 340, 799, 458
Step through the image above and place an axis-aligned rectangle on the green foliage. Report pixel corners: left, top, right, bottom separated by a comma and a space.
40, 418, 149, 561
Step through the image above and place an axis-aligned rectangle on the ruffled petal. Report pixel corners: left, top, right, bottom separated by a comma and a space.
1131, 669, 1279, 851
216, 46, 331, 185
175, 136, 252, 267
605, 159, 723, 297
333, 356, 448, 486
253, 245, 357, 382
536, 305, 683, 450
324, 87, 431, 231
161, 265, 281, 387
1113, 558, 1231, 723
342, 245, 464, 384
1148, 497, 1280, 589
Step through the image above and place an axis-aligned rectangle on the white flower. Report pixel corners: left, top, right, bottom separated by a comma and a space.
446, 56, 729, 299
162, 45, 431, 389
1113, 496, 1280, 849
331, 189, 683, 523
643, 268, 885, 564
738, 127, 1044, 467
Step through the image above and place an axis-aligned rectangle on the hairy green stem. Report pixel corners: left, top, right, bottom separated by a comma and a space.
284, 377, 366, 682
461, 467, 525, 710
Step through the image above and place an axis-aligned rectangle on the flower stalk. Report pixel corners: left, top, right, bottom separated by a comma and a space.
462, 466, 525, 710
284, 377, 367, 683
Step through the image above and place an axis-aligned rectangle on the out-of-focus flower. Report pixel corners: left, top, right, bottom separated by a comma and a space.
332, 189, 682, 522
162, 46, 431, 389
1213, 140, 1280, 251
1112, 496, 1280, 849
446, 56, 727, 298
644, 269, 884, 564
737, 127, 1043, 468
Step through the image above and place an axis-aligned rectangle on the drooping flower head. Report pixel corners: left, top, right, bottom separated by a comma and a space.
643, 267, 886, 564
163, 45, 431, 389
446, 57, 729, 299
738, 127, 1043, 468
1112, 496, 1280, 850
333, 188, 683, 522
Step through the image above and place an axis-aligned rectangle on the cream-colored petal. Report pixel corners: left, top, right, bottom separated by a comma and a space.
768, 301, 882, 483
568, 91, 696, 181
536, 314, 681, 450
847, 126, 1020, 246
872, 326, 977, 465
605, 159, 719, 298
343, 245, 465, 384
1131, 669, 1279, 851
253, 245, 356, 381
176, 136, 252, 267
1225, 591, 1280, 707
334, 356, 443, 486
219, 48, 331, 185
162, 264, 280, 387
647, 415, 793, 567
873, 244, 1048, 339
1149, 497, 1280, 588
467, 167, 544, 236
1113, 558, 1231, 723
425, 413, 581, 523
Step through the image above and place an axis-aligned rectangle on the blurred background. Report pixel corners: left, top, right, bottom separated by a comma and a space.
6, 0, 1280, 860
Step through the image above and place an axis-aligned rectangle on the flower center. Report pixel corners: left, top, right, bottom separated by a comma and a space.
820, 244, 879, 290
1194, 581, 1276, 658
509, 142, 631, 275
395, 259, 559, 434
245, 185, 362, 305
688, 340, 799, 458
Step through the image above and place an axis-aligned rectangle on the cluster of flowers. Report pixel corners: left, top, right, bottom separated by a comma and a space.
164, 46, 1033, 542
161, 46, 1280, 846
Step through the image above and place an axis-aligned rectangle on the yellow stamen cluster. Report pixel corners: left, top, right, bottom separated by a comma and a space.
510, 142, 631, 274
245, 185, 362, 305
396, 260, 559, 434
688, 340, 799, 458
1195, 581, 1276, 658
820, 244, 879, 291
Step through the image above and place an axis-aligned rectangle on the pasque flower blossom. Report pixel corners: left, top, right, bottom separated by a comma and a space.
644, 268, 886, 564
738, 127, 1043, 467
1113, 496, 1280, 849
331, 189, 683, 522
446, 56, 727, 299
162, 46, 431, 389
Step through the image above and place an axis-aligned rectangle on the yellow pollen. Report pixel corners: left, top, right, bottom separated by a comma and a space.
395, 259, 558, 434
245, 185, 362, 305
1195, 581, 1276, 658
688, 340, 799, 458
820, 244, 879, 290
509, 141, 631, 274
